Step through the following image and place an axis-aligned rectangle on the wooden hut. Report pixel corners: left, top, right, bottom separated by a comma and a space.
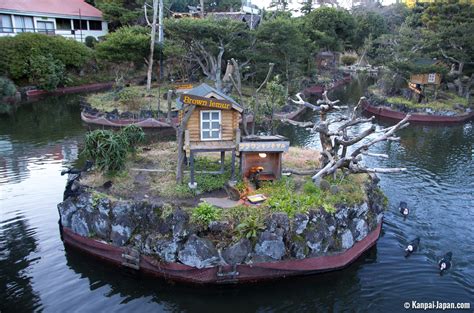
176, 83, 243, 188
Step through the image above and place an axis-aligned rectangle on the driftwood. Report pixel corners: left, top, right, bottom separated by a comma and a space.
281, 94, 410, 181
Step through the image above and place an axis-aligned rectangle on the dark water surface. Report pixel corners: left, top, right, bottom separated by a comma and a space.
1, 82, 473, 312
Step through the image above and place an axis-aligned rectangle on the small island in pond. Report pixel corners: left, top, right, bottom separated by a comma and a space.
58, 83, 410, 284
364, 58, 473, 123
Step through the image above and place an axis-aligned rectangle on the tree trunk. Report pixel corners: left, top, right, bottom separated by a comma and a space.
146, 0, 158, 92
176, 127, 186, 184
215, 43, 225, 91
200, 0, 204, 17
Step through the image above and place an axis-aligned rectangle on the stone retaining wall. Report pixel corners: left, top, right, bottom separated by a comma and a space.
58, 179, 385, 269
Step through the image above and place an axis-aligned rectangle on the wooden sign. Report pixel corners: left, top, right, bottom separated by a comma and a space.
180, 94, 232, 110
239, 141, 290, 152
175, 83, 193, 90
409, 82, 422, 95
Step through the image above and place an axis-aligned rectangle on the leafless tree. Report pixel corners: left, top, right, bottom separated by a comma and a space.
282, 92, 410, 181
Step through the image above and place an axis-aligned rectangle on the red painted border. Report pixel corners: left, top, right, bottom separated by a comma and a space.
26, 82, 114, 98
62, 222, 382, 285
362, 100, 474, 124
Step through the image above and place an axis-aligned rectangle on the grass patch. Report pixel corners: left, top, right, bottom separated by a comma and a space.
251, 173, 368, 217
191, 201, 222, 226
386, 92, 468, 112
86, 84, 174, 113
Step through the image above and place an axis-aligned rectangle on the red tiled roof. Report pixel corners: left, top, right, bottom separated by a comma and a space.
0, 0, 103, 18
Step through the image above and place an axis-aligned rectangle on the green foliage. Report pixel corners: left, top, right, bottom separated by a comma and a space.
191, 202, 222, 225
91, 191, 108, 208
82, 126, 145, 173
96, 26, 150, 65
0, 77, 17, 97
256, 17, 308, 89
255, 174, 367, 216
116, 87, 142, 110
83, 129, 129, 173
0, 33, 91, 82
120, 124, 145, 150
95, 0, 142, 30
85, 36, 98, 48
353, 11, 388, 50
303, 7, 356, 51
341, 55, 357, 66
25, 53, 66, 91
236, 215, 265, 239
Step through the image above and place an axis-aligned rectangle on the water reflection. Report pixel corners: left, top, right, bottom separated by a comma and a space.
63, 245, 377, 312
0, 215, 42, 312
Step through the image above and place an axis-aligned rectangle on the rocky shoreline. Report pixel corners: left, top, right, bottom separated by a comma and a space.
57, 176, 386, 269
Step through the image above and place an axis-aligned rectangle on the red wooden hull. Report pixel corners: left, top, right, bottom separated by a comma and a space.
62, 222, 382, 285
81, 112, 178, 128
26, 82, 114, 98
362, 100, 474, 123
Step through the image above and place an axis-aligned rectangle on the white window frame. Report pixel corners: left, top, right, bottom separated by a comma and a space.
427, 73, 436, 84
200, 110, 221, 141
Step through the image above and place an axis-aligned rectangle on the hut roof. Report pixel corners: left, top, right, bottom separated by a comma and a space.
176, 83, 243, 112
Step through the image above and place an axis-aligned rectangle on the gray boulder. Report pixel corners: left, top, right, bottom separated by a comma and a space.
209, 221, 232, 234
254, 231, 286, 260
290, 238, 307, 259
222, 238, 252, 265
58, 198, 78, 228
110, 201, 136, 246
292, 213, 309, 235
171, 208, 190, 241
70, 210, 90, 237
155, 238, 179, 263
352, 218, 368, 242
341, 229, 354, 250
110, 224, 133, 246
91, 212, 110, 239
265, 212, 290, 235
354, 202, 369, 218
75, 192, 94, 213
178, 234, 220, 268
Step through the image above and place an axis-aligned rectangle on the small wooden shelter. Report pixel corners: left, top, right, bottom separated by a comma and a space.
239, 135, 289, 182
408, 59, 445, 101
176, 83, 243, 188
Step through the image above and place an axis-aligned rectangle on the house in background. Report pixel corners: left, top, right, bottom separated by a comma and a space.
0, 0, 108, 42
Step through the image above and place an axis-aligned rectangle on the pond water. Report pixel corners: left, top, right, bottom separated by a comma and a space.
1, 79, 473, 312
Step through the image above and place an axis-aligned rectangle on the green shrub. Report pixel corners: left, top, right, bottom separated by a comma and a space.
341, 55, 357, 66
236, 215, 265, 239
120, 124, 145, 150
0, 33, 91, 81
116, 87, 141, 111
26, 53, 66, 90
191, 202, 222, 225
96, 26, 150, 64
85, 36, 98, 48
0, 77, 17, 97
82, 126, 145, 173
83, 129, 128, 173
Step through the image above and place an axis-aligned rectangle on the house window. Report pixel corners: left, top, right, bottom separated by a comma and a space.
0, 14, 13, 33
427, 73, 436, 84
56, 18, 71, 30
37, 21, 55, 35
14, 15, 34, 32
73, 19, 88, 30
89, 20, 102, 30
200, 110, 221, 140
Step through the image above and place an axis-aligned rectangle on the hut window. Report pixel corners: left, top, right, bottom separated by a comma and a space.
200, 110, 221, 140
428, 73, 436, 84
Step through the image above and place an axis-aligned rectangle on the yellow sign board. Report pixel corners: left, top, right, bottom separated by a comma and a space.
175, 84, 193, 90
180, 94, 232, 110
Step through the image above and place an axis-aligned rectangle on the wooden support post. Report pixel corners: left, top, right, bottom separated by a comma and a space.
231, 150, 236, 182
188, 150, 197, 189
167, 89, 172, 122
220, 151, 225, 174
